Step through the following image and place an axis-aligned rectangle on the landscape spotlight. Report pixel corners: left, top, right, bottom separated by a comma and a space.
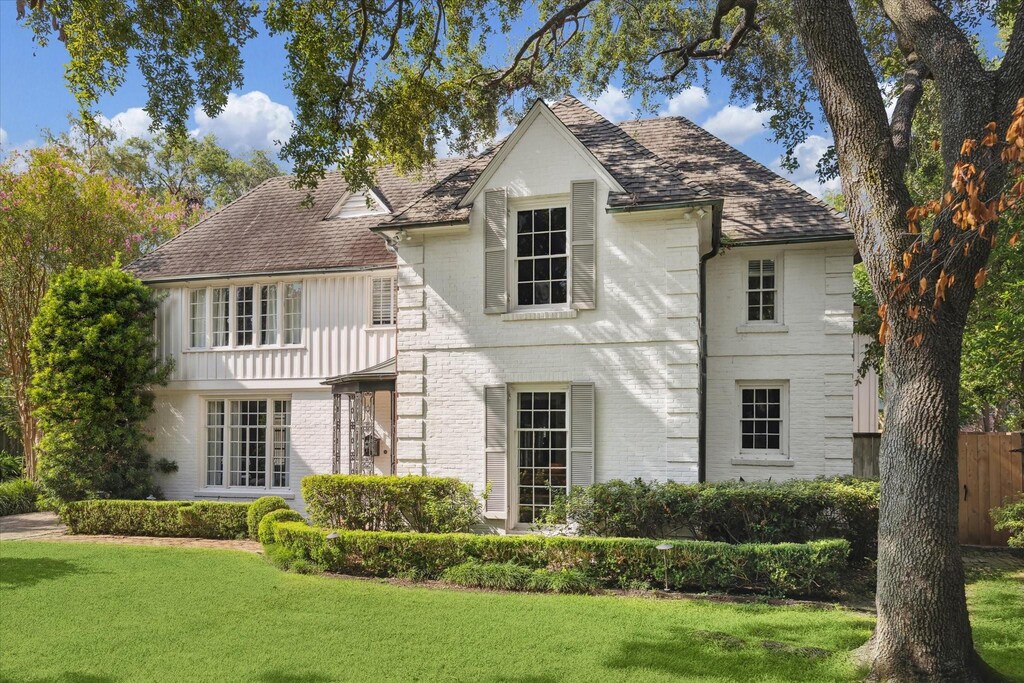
655, 543, 673, 591
326, 532, 340, 540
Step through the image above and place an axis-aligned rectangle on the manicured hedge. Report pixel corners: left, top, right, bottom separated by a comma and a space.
302, 474, 480, 533
61, 499, 250, 539
258, 508, 305, 545
247, 496, 290, 540
442, 560, 597, 594
268, 522, 849, 597
991, 498, 1024, 548
555, 478, 879, 559
0, 479, 38, 516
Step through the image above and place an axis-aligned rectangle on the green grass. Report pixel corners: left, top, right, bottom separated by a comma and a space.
0, 542, 1019, 683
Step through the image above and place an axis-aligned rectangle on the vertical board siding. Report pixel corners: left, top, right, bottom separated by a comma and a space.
154, 273, 396, 382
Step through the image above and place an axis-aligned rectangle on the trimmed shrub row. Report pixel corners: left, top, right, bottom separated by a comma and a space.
258, 508, 305, 545
269, 522, 850, 597
552, 478, 879, 559
61, 499, 250, 539
0, 479, 38, 516
442, 559, 597, 594
247, 496, 289, 540
302, 474, 480, 533
991, 498, 1024, 548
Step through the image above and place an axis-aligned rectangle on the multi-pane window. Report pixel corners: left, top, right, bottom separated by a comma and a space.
204, 398, 291, 489
212, 287, 230, 347
747, 259, 777, 322
189, 289, 207, 349
189, 282, 301, 349
260, 285, 278, 345
741, 387, 783, 451
371, 276, 396, 326
516, 391, 568, 524
235, 285, 255, 346
206, 401, 225, 486
283, 283, 303, 344
516, 207, 568, 307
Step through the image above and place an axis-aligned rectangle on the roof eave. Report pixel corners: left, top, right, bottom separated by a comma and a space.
137, 263, 396, 285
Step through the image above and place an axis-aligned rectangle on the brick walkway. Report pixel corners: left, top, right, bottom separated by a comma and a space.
0, 511, 260, 553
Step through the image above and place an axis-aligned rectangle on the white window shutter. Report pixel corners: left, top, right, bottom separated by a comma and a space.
569, 382, 595, 488
570, 180, 597, 310
483, 189, 508, 313
484, 384, 508, 517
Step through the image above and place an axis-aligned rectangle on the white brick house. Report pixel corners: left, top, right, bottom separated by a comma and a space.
131, 96, 856, 521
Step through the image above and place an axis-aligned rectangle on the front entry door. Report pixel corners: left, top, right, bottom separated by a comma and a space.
514, 389, 568, 525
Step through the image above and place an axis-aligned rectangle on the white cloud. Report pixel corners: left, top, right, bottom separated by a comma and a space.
0, 128, 7, 147
660, 87, 710, 119
584, 86, 631, 123
772, 134, 842, 198
96, 107, 154, 141
701, 103, 774, 145
193, 90, 294, 154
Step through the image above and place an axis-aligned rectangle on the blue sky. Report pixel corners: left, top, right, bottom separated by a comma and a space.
0, 10, 1001, 197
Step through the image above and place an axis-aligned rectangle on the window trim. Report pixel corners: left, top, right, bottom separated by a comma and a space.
368, 275, 397, 328
742, 254, 784, 326
185, 279, 305, 352
199, 395, 294, 493
508, 195, 572, 313
735, 381, 789, 458
509, 383, 571, 529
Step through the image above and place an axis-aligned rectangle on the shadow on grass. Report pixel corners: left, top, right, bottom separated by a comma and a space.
257, 671, 335, 683
0, 673, 115, 683
602, 625, 865, 683
0, 557, 82, 590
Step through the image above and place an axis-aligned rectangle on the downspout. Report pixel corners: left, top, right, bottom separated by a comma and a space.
698, 208, 723, 483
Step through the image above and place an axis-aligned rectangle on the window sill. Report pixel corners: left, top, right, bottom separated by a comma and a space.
730, 457, 793, 468
501, 309, 578, 322
194, 489, 296, 500
184, 344, 307, 354
364, 324, 397, 332
735, 324, 789, 334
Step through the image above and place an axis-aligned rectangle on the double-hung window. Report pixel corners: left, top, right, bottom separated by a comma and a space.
205, 398, 291, 489
747, 259, 777, 323
515, 207, 568, 307
740, 386, 784, 452
515, 390, 568, 524
188, 281, 303, 349
370, 276, 396, 326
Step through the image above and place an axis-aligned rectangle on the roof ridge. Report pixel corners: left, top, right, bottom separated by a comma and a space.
624, 116, 845, 220
551, 96, 713, 201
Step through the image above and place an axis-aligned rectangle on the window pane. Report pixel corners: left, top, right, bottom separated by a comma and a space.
236, 286, 254, 346
212, 287, 230, 347
230, 400, 267, 487
283, 282, 303, 344
260, 285, 278, 345
272, 400, 290, 488
190, 289, 207, 349
517, 211, 533, 234
740, 386, 782, 452
517, 390, 568, 524
206, 401, 224, 486
550, 207, 566, 230
515, 207, 568, 309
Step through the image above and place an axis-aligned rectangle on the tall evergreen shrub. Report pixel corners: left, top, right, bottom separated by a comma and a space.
30, 266, 171, 502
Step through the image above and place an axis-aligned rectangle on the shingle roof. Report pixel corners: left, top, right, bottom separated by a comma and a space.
618, 116, 851, 243
128, 160, 464, 281
131, 96, 851, 281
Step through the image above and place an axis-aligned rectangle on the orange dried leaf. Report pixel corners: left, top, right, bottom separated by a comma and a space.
912, 332, 924, 348
974, 268, 988, 289
931, 139, 941, 151
1011, 232, 1020, 247
919, 277, 928, 295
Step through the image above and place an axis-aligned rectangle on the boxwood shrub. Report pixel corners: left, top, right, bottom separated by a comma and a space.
267, 522, 849, 597
442, 560, 597, 594
0, 479, 38, 516
258, 508, 305, 545
302, 474, 480, 533
552, 477, 879, 559
61, 499, 249, 539
247, 496, 290, 539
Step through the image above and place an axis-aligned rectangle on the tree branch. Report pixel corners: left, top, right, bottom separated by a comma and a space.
890, 56, 931, 173
997, 5, 1024, 123
649, 0, 759, 82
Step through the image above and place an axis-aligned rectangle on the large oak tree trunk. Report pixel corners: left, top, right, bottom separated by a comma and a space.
866, 331, 996, 681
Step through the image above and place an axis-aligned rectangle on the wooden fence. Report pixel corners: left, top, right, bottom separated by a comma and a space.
852, 431, 1024, 546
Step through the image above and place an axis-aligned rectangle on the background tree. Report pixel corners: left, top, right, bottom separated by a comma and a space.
29, 266, 171, 503
0, 147, 186, 479
16, 1, 1024, 679
45, 117, 281, 210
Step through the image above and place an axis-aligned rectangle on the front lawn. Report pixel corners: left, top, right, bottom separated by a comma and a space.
0, 542, 1020, 682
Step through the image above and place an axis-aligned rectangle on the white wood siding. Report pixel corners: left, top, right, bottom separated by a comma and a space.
153, 271, 396, 384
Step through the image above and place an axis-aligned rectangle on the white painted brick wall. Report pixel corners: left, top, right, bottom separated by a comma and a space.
147, 386, 336, 514
705, 244, 856, 481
